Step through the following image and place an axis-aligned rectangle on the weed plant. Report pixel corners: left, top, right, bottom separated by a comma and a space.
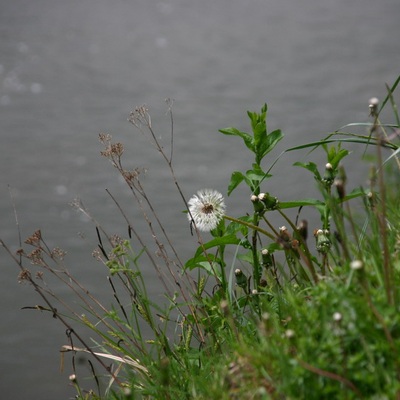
2, 78, 400, 399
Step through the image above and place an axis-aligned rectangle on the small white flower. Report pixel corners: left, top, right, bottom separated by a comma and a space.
350, 260, 363, 270
333, 312, 342, 322
285, 329, 295, 339
187, 189, 226, 232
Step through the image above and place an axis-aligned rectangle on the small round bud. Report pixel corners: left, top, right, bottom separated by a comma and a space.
333, 312, 342, 322
250, 194, 259, 202
369, 97, 379, 116
234, 268, 248, 290
369, 97, 379, 107
285, 329, 295, 339
350, 260, 363, 270
258, 193, 266, 201
220, 300, 229, 315
262, 312, 270, 321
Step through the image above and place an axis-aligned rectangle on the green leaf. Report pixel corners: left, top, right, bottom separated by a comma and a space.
279, 199, 325, 209
260, 129, 283, 160
330, 148, 349, 169
228, 171, 246, 195
194, 235, 241, 258
245, 164, 268, 182
342, 187, 367, 201
219, 127, 254, 153
184, 254, 217, 271
286, 138, 398, 152
293, 161, 322, 180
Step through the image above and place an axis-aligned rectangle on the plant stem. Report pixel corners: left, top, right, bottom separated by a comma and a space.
223, 215, 276, 240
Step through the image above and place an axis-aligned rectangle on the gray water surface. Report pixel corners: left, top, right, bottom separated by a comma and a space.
1, 0, 399, 398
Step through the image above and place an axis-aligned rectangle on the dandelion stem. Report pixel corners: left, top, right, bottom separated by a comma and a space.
223, 215, 276, 240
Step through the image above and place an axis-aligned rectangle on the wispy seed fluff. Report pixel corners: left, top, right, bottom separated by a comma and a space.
187, 189, 226, 232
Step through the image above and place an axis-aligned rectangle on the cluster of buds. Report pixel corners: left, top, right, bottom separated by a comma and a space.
314, 229, 331, 254
250, 192, 279, 214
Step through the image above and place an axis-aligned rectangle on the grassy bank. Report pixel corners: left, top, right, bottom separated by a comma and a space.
2, 78, 400, 399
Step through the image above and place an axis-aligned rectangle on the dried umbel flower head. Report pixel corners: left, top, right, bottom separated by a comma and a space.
128, 105, 151, 128
18, 268, 31, 283
24, 230, 42, 246
187, 189, 226, 232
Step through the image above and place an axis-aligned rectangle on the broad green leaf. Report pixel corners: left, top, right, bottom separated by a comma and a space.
219, 127, 254, 153
330, 148, 349, 169
293, 161, 321, 180
245, 165, 268, 182
342, 187, 367, 201
194, 235, 241, 258
185, 259, 220, 275
237, 250, 254, 264
260, 129, 283, 160
184, 254, 216, 271
228, 171, 245, 195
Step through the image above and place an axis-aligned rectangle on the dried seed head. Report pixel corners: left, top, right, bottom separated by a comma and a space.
297, 219, 308, 241
334, 177, 346, 199
18, 268, 31, 283
24, 230, 42, 246
27, 248, 44, 265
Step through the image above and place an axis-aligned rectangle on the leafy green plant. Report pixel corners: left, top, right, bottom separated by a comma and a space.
2, 77, 400, 399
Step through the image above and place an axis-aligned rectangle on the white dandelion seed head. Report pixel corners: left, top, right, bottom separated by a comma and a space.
187, 189, 226, 232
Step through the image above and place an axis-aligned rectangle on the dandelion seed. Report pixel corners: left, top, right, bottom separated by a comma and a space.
187, 189, 226, 232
